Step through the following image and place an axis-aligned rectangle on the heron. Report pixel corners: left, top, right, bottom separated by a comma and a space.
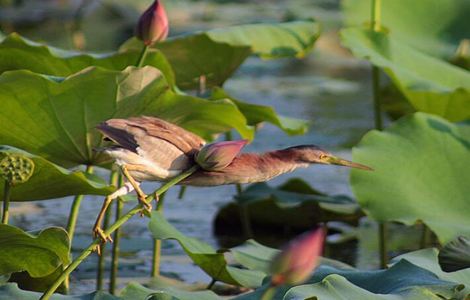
93, 116, 371, 243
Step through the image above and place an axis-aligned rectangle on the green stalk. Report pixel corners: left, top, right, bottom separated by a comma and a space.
96, 206, 111, 291
177, 186, 186, 199
224, 131, 252, 238
109, 198, 123, 294
40, 166, 198, 300
136, 44, 149, 68
109, 174, 124, 294
370, 0, 386, 268
151, 191, 166, 277
1, 181, 11, 224
66, 165, 94, 241
96, 171, 119, 291
260, 285, 277, 300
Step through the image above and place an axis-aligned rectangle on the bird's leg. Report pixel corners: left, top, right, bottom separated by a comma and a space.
93, 182, 134, 254
120, 165, 152, 215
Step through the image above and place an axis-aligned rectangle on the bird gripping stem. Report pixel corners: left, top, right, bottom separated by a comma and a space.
40, 165, 199, 300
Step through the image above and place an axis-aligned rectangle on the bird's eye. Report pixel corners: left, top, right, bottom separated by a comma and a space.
319, 154, 327, 160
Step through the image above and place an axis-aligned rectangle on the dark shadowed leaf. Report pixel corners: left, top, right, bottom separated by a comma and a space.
439, 236, 470, 272
0, 225, 69, 278
0, 146, 112, 201
121, 20, 320, 89
148, 211, 265, 288
0, 33, 176, 86
120, 282, 220, 300
0, 66, 252, 167
210, 87, 308, 135
341, 28, 470, 122
0, 283, 118, 300
393, 248, 470, 295
236, 178, 355, 209
351, 113, 470, 244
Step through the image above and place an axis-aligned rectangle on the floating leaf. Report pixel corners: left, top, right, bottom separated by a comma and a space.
439, 236, 470, 272
0, 33, 176, 86
0, 283, 118, 300
148, 211, 265, 288
0, 225, 69, 278
351, 113, 470, 243
120, 282, 220, 300
341, 28, 470, 122
342, 0, 470, 59
121, 20, 320, 89
210, 87, 308, 135
393, 248, 470, 296
0, 146, 112, 201
235, 260, 463, 300
0, 66, 252, 167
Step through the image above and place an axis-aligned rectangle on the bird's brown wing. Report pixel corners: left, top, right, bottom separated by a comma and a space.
97, 116, 205, 155
129, 116, 205, 155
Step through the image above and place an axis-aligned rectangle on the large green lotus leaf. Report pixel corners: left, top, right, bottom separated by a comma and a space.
121, 20, 320, 89
0, 66, 252, 167
350, 113, 470, 243
341, 28, 470, 122
439, 236, 470, 272
0, 283, 118, 300
120, 282, 220, 300
0, 225, 69, 278
342, 0, 470, 60
204, 20, 320, 59
235, 260, 463, 300
0, 33, 176, 86
0, 146, 112, 201
210, 87, 308, 135
392, 248, 470, 296
148, 211, 265, 288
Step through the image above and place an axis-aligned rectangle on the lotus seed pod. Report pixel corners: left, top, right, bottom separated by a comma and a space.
0, 154, 34, 185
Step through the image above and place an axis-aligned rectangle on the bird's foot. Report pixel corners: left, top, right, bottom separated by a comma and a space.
93, 227, 113, 255
138, 194, 152, 217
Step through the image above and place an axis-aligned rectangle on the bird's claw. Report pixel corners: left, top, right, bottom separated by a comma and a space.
138, 194, 152, 217
93, 227, 113, 244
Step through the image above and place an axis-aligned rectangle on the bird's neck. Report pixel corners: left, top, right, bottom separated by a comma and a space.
237, 149, 309, 181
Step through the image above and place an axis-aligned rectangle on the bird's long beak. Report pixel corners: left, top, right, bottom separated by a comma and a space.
323, 155, 373, 171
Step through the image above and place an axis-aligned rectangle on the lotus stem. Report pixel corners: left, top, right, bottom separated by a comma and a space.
260, 285, 277, 300
109, 196, 123, 294
177, 186, 186, 199
206, 278, 216, 290
224, 131, 252, 237
1, 181, 11, 224
420, 224, 432, 249
96, 205, 111, 291
66, 165, 94, 241
40, 165, 199, 300
151, 191, 166, 277
136, 44, 149, 68
370, 0, 387, 268
96, 170, 119, 291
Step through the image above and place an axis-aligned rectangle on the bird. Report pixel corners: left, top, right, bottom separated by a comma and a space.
93, 116, 371, 244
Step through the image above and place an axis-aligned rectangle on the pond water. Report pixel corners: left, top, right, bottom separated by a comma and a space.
7, 0, 381, 294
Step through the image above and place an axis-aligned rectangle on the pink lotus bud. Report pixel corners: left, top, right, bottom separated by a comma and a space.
135, 0, 169, 46
195, 140, 247, 171
270, 227, 325, 286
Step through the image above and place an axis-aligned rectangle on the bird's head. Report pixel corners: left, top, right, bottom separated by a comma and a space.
285, 145, 372, 171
